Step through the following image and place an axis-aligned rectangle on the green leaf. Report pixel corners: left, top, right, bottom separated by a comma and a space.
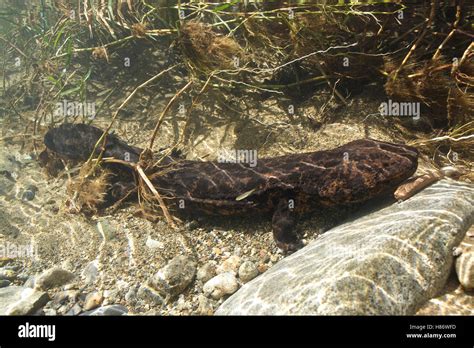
83, 67, 92, 82
60, 86, 81, 96
213, 0, 240, 13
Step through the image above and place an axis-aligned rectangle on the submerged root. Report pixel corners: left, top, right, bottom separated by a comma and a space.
65, 163, 111, 215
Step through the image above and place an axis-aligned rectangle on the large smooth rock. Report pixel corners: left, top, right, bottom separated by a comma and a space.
0, 286, 49, 315
216, 179, 474, 315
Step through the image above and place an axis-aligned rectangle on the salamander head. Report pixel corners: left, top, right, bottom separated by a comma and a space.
43, 123, 141, 162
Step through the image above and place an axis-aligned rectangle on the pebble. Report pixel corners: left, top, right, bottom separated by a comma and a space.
54, 290, 79, 306
197, 261, 217, 283
43, 308, 57, 316
149, 255, 196, 298
257, 264, 269, 273
238, 261, 259, 283
82, 261, 99, 285
217, 255, 241, 275
270, 254, 279, 263
455, 251, 474, 290
83, 291, 103, 311
212, 247, 222, 256
259, 250, 270, 263
125, 286, 138, 305
137, 284, 164, 306
145, 237, 164, 249
0, 269, 17, 281
81, 304, 128, 316
103, 289, 119, 303
35, 267, 75, 290
197, 295, 214, 315
0, 279, 11, 288
66, 303, 82, 316
23, 276, 36, 288
96, 219, 116, 241
203, 272, 239, 300
21, 185, 38, 201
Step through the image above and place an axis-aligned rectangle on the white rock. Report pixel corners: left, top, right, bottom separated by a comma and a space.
456, 251, 474, 290
146, 237, 164, 249
217, 255, 241, 275
238, 261, 259, 283
197, 261, 217, 283
203, 273, 239, 300
82, 261, 99, 285
0, 286, 49, 315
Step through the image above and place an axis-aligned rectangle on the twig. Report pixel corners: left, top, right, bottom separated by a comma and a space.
85, 65, 177, 166
432, 0, 463, 61
148, 80, 194, 150
0, 36, 27, 58
392, 0, 437, 81
136, 165, 177, 228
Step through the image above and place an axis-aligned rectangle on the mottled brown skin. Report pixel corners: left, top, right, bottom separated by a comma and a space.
42, 123, 419, 251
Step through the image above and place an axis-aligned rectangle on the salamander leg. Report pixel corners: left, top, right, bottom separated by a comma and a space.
272, 198, 304, 252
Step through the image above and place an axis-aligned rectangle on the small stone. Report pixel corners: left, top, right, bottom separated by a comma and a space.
137, 284, 164, 306
125, 286, 138, 305
63, 283, 78, 291
36, 267, 75, 290
81, 304, 128, 316
212, 247, 222, 256
197, 262, 217, 283
66, 303, 82, 316
149, 255, 197, 298
0, 269, 17, 281
53, 290, 78, 306
145, 237, 164, 249
83, 291, 103, 311
203, 273, 239, 300
257, 264, 268, 273
24, 276, 36, 288
456, 251, 474, 290
0, 257, 14, 267
185, 220, 199, 230
453, 247, 463, 257
259, 250, 270, 263
197, 295, 214, 315
21, 185, 38, 201
270, 254, 279, 263
43, 308, 57, 316
238, 261, 259, 283
217, 255, 241, 275
16, 273, 29, 282
96, 219, 116, 241
103, 289, 119, 302
0, 279, 11, 288
82, 261, 98, 285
